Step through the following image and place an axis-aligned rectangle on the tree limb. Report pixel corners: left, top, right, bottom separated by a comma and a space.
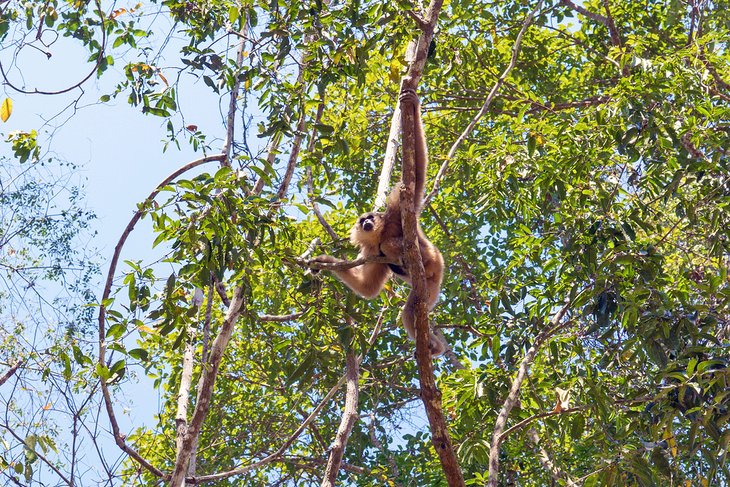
169, 286, 247, 486
97, 154, 225, 480
321, 346, 360, 486
0, 360, 23, 386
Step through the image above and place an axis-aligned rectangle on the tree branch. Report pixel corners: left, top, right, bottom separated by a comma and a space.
487, 298, 574, 487
527, 428, 578, 487
169, 286, 247, 486
97, 154, 225, 480
0, 360, 23, 386
425, 0, 544, 205
321, 346, 360, 486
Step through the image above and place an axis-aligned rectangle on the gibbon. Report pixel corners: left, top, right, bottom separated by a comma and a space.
313, 89, 447, 357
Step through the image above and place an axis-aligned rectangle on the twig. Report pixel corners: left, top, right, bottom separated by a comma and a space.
367, 413, 401, 483
0, 422, 73, 485
0, 0, 106, 95
425, 0, 544, 205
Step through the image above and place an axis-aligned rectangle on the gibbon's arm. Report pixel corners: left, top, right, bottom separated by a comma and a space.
312, 255, 391, 299
399, 90, 428, 210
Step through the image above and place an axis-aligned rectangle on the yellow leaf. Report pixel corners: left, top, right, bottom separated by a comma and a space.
158, 71, 169, 87
1, 98, 12, 122
702, 478, 709, 487
138, 324, 155, 334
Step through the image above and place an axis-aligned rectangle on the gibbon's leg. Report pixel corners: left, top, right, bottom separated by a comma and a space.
402, 285, 447, 357
312, 255, 390, 300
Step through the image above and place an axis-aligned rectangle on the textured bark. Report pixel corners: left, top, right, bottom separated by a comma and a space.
321, 349, 359, 487
401, 85, 464, 487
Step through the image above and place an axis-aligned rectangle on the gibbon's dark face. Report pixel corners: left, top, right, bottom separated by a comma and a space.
359, 213, 376, 232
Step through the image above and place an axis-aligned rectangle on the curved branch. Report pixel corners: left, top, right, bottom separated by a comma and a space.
96, 153, 225, 479
0, 0, 107, 95
425, 0, 544, 206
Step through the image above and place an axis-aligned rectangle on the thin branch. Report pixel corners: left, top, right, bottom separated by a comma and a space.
367, 413, 401, 483
300, 254, 401, 271
253, 133, 282, 194
0, 0, 106, 95
558, 0, 609, 26
97, 154, 225, 479
425, 0, 544, 205
601, 0, 623, 48
321, 346, 359, 486
259, 311, 306, 322
305, 95, 339, 241
487, 298, 574, 487
499, 406, 583, 441
221, 21, 250, 166
0, 422, 73, 486
169, 286, 247, 486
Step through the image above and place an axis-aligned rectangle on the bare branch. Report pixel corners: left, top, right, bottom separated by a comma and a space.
321, 346, 359, 486
300, 254, 401, 271
0, 0, 107, 95
486, 298, 574, 487
367, 413, 401, 483
373, 103, 403, 210
425, 0, 544, 205
259, 311, 305, 322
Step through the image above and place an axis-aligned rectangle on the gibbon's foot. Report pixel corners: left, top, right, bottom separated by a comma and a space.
410, 334, 446, 360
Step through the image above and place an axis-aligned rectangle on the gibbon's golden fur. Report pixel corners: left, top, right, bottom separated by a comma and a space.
313, 89, 446, 357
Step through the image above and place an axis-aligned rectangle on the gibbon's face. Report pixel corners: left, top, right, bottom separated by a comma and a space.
350, 212, 384, 247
